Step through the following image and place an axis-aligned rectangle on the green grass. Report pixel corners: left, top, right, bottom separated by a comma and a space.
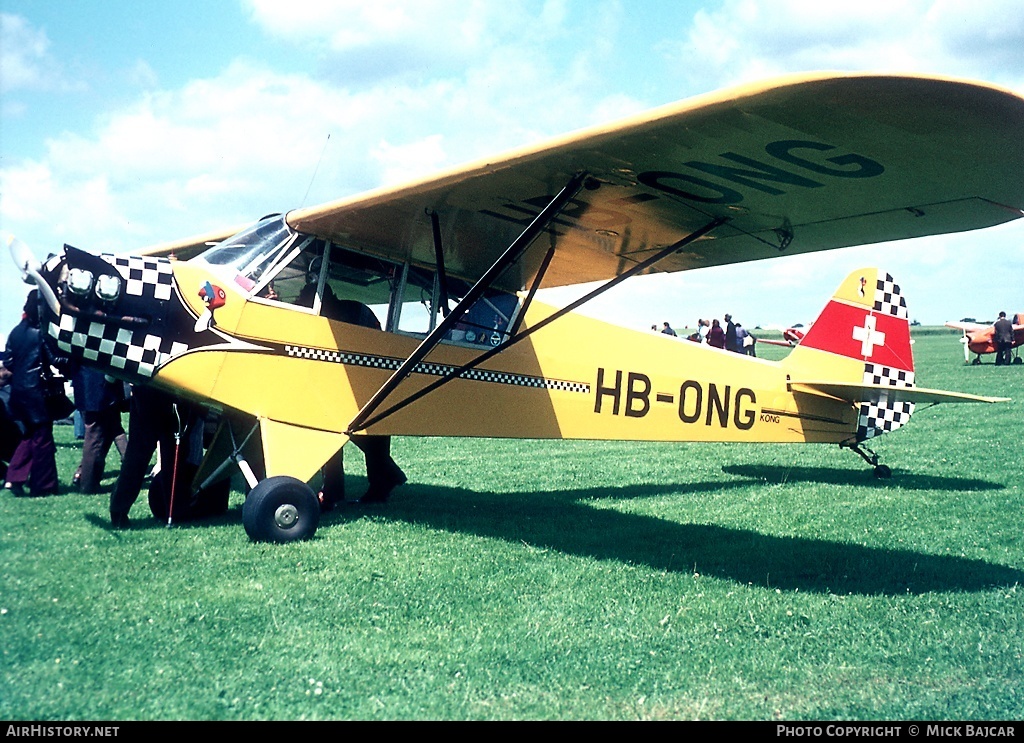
2, 330, 1022, 720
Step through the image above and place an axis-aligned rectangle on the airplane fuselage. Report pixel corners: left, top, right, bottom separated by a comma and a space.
47, 251, 856, 451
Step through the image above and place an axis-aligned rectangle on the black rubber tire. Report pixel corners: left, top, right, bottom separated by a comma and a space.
873, 464, 892, 479
242, 476, 320, 543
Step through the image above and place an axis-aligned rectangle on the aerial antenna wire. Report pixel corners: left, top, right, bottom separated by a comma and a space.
301, 133, 331, 207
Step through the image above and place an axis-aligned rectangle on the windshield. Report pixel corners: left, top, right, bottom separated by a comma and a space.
198, 215, 296, 290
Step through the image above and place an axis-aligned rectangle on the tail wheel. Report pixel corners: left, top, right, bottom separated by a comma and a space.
242, 476, 320, 543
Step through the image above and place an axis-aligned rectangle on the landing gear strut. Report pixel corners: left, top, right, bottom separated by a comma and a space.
842, 442, 892, 479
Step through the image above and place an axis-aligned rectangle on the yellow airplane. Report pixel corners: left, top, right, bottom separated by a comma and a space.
9, 72, 1024, 542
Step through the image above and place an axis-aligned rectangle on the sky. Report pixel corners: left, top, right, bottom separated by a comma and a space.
2, 0, 1022, 345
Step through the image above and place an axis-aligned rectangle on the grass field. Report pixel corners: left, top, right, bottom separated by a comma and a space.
1, 329, 1021, 720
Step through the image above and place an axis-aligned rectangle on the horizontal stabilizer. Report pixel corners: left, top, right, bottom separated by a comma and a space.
790, 381, 1009, 405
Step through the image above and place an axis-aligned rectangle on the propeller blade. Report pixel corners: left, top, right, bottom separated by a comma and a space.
7, 234, 39, 281
6, 234, 61, 316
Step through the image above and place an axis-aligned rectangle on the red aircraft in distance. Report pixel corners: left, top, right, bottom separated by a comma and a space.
759, 326, 808, 348
945, 314, 1024, 364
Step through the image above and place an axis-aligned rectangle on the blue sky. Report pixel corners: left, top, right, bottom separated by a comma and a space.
2, 0, 1022, 344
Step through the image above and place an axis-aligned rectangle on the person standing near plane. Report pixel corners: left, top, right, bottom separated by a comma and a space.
71, 365, 128, 493
724, 314, 740, 353
735, 323, 756, 356
2, 291, 63, 496
295, 282, 407, 508
661, 322, 677, 337
707, 318, 726, 349
993, 311, 1014, 365
0, 364, 22, 484
109, 385, 228, 528
109, 384, 176, 528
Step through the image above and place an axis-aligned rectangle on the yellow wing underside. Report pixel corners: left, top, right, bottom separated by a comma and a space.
138, 72, 1024, 294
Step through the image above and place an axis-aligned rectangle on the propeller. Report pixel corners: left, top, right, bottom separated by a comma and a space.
7, 234, 38, 280
6, 234, 61, 316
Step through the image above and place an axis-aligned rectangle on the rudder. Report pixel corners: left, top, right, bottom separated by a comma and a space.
785, 268, 916, 442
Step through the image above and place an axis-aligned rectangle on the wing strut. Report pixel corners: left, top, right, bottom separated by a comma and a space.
346, 171, 592, 435
427, 209, 452, 318
351, 213, 730, 433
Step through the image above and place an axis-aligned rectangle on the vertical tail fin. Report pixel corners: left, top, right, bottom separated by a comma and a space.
784, 268, 916, 441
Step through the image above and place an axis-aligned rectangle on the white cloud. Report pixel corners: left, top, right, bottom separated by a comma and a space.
1, 44, 616, 256
371, 134, 448, 186
246, 0, 522, 54
0, 12, 83, 95
672, 0, 1024, 93
0, 13, 51, 92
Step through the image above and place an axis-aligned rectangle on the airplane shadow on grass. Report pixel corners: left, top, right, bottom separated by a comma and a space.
721, 464, 1004, 491
85, 468, 1021, 597
327, 473, 1021, 597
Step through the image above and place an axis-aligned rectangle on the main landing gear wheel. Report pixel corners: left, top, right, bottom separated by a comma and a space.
242, 476, 320, 543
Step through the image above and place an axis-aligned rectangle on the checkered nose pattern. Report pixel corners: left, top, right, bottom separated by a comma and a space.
107, 254, 175, 301
49, 253, 188, 381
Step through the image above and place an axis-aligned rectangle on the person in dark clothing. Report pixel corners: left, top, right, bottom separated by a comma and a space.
109, 385, 170, 527
71, 366, 128, 493
109, 385, 228, 528
297, 283, 407, 509
993, 311, 1015, 366
3, 291, 63, 496
724, 314, 740, 353
0, 365, 23, 483
707, 318, 726, 349
320, 435, 408, 509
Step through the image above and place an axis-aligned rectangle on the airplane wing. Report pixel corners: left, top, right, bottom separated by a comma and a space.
280, 72, 1024, 292
944, 321, 988, 333
945, 320, 1024, 334
790, 381, 1009, 405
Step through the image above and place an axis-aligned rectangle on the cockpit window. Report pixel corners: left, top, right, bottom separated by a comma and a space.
198, 216, 296, 290
197, 215, 522, 346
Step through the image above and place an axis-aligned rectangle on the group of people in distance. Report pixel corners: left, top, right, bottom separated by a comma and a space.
657, 314, 757, 356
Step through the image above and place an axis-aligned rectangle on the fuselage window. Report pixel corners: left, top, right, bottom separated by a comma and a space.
395, 268, 521, 347
201, 219, 521, 343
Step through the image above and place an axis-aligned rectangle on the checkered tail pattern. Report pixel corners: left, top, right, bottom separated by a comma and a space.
856, 273, 914, 441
